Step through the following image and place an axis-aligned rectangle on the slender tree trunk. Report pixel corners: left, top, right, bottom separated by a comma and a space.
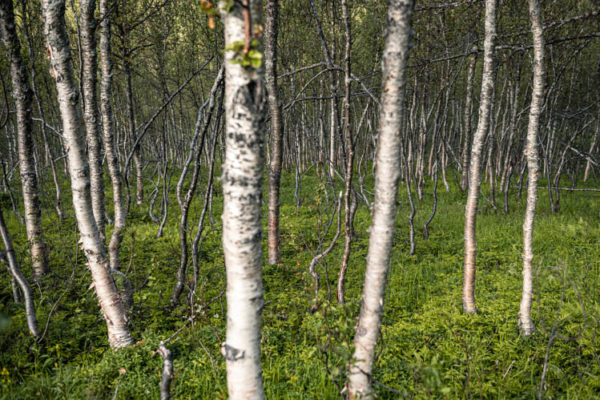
423, 160, 438, 239
519, 0, 544, 335
405, 152, 417, 256
120, 30, 143, 209
171, 68, 223, 307
99, 0, 125, 271
347, 1, 414, 397
463, 0, 497, 314
80, 0, 105, 241
220, 1, 266, 398
0, 206, 39, 337
0, 0, 48, 278
309, 0, 339, 181
21, 0, 63, 223
42, 0, 133, 349
265, 0, 283, 265
584, 124, 599, 182
337, 0, 355, 304
460, 49, 477, 192
156, 130, 169, 239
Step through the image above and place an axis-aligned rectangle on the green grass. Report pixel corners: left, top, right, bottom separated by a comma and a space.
2, 168, 600, 399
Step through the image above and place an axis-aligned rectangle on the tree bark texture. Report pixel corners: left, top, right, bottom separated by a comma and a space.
41, 0, 134, 349
220, 0, 266, 398
347, 1, 414, 398
463, 0, 497, 314
265, 0, 283, 265
0, 206, 39, 337
0, 0, 48, 278
519, 0, 544, 336
99, 0, 126, 271
80, 0, 105, 242
337, 0, 355, 305
460, 48, 477, 192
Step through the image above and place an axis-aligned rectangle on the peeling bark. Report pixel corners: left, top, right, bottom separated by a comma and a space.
41, 0, 133, 349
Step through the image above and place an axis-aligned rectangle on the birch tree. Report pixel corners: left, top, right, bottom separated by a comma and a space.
220, 0, 266, 398
80, 0, 105, 241
337, 0, 356, 305
41, 0, 134, 349
347, 0, 415, 397
0, 0, 48, 278
463, 0, 497, 314
266, 0, 283, 265
460, 48, 477, 192
0, 206, 38, 338
99, 0, 126, 271
519, 0, 544, 336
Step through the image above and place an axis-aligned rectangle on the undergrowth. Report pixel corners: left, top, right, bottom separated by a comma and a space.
1, 168, 600, 399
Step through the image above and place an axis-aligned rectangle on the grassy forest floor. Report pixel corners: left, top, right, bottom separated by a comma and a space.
2, 168, 600, 399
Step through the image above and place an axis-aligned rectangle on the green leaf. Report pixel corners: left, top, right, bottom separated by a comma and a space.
221, 0, 234, 13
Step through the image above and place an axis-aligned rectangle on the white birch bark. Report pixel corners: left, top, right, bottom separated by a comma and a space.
519, 0, 545, 336
41, 0, 133, 349
220, 0, 266, 398
0, 0, 48, 278
80, 0, 105, 242
463, 0, 497, 314
348, 1, 414, 397
0, 206, 39, 337
265, 0, 283, 265
99, 0, 126, 271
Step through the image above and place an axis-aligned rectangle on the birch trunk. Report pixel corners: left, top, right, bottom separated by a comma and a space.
99, 0, 125, 270
347, 1, 414, 397
463, 0, 497, 314
0, 0, 48, 278
80, 0, 105, 241
583, 124, 598, 182
460, 49, 477, 192
21, 0, 64, 223
42, 0, 133, 349
519, 0, 544, 336
337, 0, 355, 304
265, 0, 283, 265
220, 1, 266, 398
0, 206, 39, 337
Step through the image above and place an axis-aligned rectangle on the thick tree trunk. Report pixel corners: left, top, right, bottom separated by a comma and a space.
42, 0, 133, 349
0, 0, 48, 278
519, 0, 544, 336
463, 0, 497, 314
265, 0, 283, 265
99, 0, 126, 271
347, 1, 414, 397
80, 0, 105, 241
220, 1, 266, 398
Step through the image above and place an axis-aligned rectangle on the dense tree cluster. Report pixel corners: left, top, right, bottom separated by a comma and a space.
0, 0, 598, 398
